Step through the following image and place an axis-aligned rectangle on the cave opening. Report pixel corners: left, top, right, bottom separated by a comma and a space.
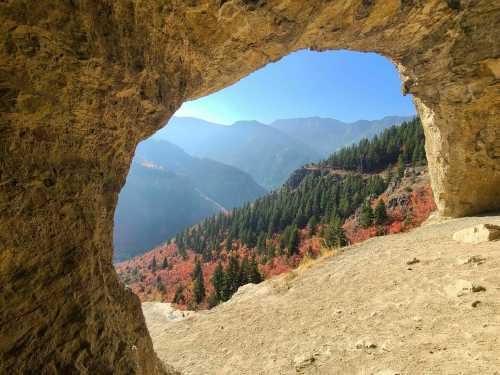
113, 49, 424, 338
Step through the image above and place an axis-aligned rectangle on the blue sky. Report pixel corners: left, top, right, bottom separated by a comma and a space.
174, 49, 416, 125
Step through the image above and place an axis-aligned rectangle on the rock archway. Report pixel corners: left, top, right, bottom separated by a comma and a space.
1, 0, 498, 373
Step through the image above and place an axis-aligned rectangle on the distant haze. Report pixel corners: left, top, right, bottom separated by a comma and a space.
153, 115, 413, 189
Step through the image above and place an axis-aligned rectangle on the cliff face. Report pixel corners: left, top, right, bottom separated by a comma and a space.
0, 0, 498, 373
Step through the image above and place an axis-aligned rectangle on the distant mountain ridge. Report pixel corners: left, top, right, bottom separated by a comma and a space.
153, 115, 412, 189
154, 117, 322, 189
268, 115, 413, 156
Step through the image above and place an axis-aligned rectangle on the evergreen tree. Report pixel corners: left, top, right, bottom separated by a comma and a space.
238, 256, 250, 286
293, 207, 307, 228
172, 285, 184, 304
191, 258, 205, 304
359, 200, 374, 229
225, 233, 233, 251
307, 216, 318, 235
156, 276, 166, 293
249, 256, 262, 284
374, 199, 388, 225
287, 225, 299, 257
267, 243, 276, 259
211, 261, 225, 303
324, 215, 347, 248
223, 255, 240, 301
256, 234, 266, 255
161, 257, 169, 270
151, 256, 157, 272
207, 292, 219, 308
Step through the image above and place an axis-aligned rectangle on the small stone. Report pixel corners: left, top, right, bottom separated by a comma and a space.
355, 339, 377, 349
472, 285, 486, 293
457, 255, 486, 266
293, 353, 316, 371
471, 300, 481, 308
406, 257, 420, 265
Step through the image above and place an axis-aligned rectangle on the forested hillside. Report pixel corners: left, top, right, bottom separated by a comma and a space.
319, 116, 426, 172
116, 118, 435, 309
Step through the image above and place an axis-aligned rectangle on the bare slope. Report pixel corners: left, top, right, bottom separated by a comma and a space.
145, 214, 500, 375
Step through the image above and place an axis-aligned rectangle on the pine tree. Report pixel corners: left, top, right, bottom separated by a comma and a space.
238, 256, 250, 286
161, 257, 169, 270
151, 256, 157, 272
211, 261, 225, 303
359, 200, 374, 229
287, 226, 299, 257
307, 216, 318, 235
249, 256, 262, 284
225, 233, 233, 251
267, 243, 276, 259
156, 276, 166, 293
324, 215, 347, 248
223, 255, 240, 301
191, 258, 205, 304
207, 292, 219, 308
172, 285, 184, 304
374, 199, 388, 225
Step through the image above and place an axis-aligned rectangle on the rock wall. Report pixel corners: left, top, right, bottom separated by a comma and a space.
0, 0, 498, 373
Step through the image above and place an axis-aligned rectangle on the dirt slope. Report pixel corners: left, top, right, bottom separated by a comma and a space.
145, 214, 500, 375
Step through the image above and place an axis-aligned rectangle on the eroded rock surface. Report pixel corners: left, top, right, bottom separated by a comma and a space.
0, 0, 499, 373
147, 214, 500, 374
453, 224, 500, 244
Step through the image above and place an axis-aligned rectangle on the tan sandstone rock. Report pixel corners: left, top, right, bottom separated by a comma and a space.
453, 224, 500, 244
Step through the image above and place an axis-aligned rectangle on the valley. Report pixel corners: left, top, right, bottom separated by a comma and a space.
114, 139, 266, 261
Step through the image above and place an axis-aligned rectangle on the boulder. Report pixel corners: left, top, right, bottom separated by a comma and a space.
452, 224, 500, 244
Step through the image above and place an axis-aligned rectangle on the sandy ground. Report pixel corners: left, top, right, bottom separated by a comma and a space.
142, 302, 194, 333
144, 214, 500, 375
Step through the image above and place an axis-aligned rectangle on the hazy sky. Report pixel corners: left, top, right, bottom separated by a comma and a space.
174, 49, 416, 125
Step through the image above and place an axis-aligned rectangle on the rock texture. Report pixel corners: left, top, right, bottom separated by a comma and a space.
0, 0, 499, 373
146, 214, 500, 374
453, 224, 500, 244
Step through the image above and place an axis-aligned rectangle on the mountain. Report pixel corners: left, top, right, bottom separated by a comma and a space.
268, 116, 413, 157
153, 117, 323, 189
153, 116, 411, 189
116, 118, 436, 309
113, 139, 266, 261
